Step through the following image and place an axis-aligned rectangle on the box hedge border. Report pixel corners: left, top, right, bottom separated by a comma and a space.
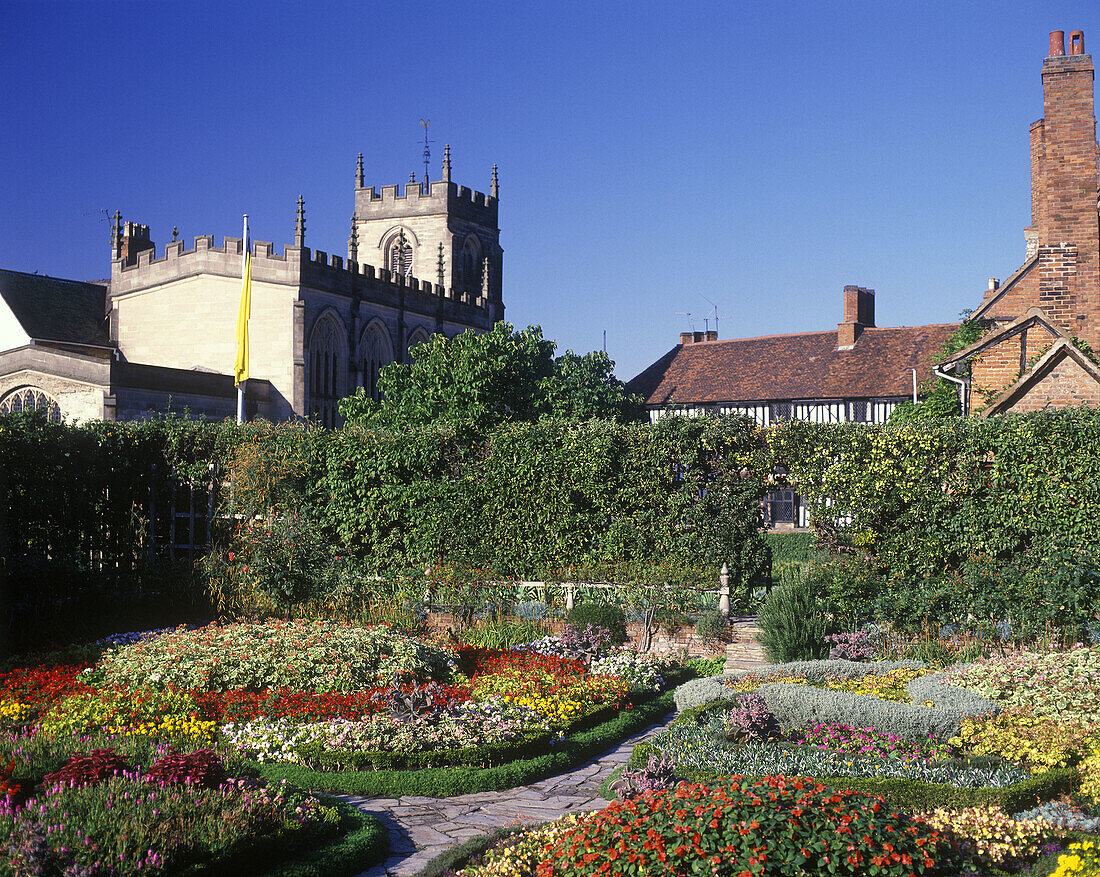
173, 800, 388, 877
252, 689, 676, 797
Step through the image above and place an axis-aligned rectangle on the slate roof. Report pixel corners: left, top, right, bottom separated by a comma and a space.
0, 268, 109, 346
627, 324, 958, 407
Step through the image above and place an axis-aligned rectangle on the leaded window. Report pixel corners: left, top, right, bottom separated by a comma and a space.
308, 314, 347, 429
0, 387, 61, 422
361, 321, 393, 403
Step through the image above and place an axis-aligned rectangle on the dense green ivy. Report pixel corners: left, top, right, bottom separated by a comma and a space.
769, 407, 1100, 634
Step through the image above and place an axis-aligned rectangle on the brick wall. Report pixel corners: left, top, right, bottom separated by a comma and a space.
1033, 51, 1100, 346
1005, 353, 1100, 411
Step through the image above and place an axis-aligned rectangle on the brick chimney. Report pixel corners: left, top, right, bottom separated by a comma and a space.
1027, 29, 1100, 344
838, 285, 875, 347
120, 222, 154, 265
679, 330, 719, 345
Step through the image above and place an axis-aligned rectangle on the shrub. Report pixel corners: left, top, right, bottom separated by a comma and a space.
534, 776, 959, 876
913, 806, 1056, 870
694, 610, 730, 643
143, 749, 226, 788
721, 692, 778, 742
565, 604, 626, 645
42, 748, 132, 788
96, 621, 456, 692
826, 629, 877, 661
557, 623, 614, 660
673, 659, 926, 712
757, 681, 986, 745
609, 752, 678, 800
756, 578, 828, 663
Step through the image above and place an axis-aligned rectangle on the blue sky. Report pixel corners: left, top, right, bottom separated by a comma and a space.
2, 1, 1099, 382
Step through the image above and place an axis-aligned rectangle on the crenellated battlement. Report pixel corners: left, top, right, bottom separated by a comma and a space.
354, 179, 497, 222
110, 233, 490, 316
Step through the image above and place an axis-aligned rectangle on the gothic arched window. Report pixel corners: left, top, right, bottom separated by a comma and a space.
460, 236, 480, 288
308, 313, 348, 429
406, 327, 431, 361
0, 387, 61, 423
386, 230, 414, 278
361, 320, 394, 402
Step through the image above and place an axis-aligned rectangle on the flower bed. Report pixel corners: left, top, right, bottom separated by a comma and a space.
0, 620, 681, 872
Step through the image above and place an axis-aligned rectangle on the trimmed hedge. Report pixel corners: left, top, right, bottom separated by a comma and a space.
412, 825, 526, 877
257, 802, 388, 877
253, 690, 676, 798
173, 801, 388, 877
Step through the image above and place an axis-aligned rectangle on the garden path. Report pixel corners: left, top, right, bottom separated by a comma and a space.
344, 621, 765, 876
342, 711, 677, 877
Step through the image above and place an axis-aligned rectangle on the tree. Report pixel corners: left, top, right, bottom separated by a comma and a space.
339, 323, 641, 430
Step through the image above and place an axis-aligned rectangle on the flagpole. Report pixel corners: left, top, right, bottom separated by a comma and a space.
237, 213, 248, 424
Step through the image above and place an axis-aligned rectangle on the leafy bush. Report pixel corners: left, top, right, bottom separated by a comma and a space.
826, 629, 877, 661
143, 749, 226, 788
609, 752, 677, 800
565, 604, 626, 646
756, 578, 828, 663
721, 692, 778, 742
42, 748, 132, 789
0, 772, 339, 875
693, 610, 730, 643
914, 806, 1056, 870
96, 621, 456, 692
535, 776, 959, 876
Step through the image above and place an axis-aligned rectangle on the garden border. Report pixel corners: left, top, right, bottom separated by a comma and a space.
251, 691, 675, 797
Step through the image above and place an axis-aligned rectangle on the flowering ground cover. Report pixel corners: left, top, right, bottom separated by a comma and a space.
0, 619, 678, 872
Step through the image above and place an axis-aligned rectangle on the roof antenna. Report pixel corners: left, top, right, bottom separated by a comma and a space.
699, 294, 730, 338
675, 311, 695, 332
419, 119, 434, 189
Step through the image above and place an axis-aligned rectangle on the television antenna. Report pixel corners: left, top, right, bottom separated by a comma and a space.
675, 311, 695, 331
699, 294, 730, 337
418, 119, 434, 187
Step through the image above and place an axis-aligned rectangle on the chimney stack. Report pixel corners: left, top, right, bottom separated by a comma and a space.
838, 285, 875, 348
120, 222, 154, 265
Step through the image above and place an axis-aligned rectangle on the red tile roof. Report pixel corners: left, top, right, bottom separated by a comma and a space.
627, 324, 958, 406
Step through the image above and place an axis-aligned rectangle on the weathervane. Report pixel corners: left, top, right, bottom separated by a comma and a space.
419, 119, 434, 188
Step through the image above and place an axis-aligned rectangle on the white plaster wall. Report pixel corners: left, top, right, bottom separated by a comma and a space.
0, 299, 31, 353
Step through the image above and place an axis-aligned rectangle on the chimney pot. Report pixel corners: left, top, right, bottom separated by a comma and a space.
1050, 30, 1066, 56
988, 277, 1000, 291
705, 330, 717, 342
1070, 30, 1085, 55
679, 332, 693, 345
693, 331, 705, 344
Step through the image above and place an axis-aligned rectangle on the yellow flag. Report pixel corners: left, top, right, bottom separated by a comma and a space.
234, 251, 251, 386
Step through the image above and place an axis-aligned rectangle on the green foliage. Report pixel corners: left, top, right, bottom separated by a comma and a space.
260, 804, 388, 877
566, 604, 627, 645
768, 408, 1100, 637
889, 313, 987, 423
756, 577, 829, 663
96, 621, 455, 693
693, 610, 730, 643
338, 323, 641, 432
252, 690, 676, 797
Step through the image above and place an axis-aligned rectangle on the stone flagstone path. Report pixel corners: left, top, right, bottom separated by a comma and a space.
344, 621, 767, 876
343, 711, 677, 876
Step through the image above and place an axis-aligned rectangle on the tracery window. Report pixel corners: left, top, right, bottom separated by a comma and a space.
361, 321, 394, 403
308, 314, 347, 429
0, 387, 61, 422
406, 328, 431, 361
387, 231, 414, 278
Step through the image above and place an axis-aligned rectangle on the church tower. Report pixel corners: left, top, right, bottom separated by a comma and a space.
350, 148, 504, 323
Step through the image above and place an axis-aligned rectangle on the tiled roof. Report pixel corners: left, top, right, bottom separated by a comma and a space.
627, 324, 958, 406
0, 269, 109, 346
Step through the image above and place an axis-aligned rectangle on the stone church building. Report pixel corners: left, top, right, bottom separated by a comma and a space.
0, 150, 503, 425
